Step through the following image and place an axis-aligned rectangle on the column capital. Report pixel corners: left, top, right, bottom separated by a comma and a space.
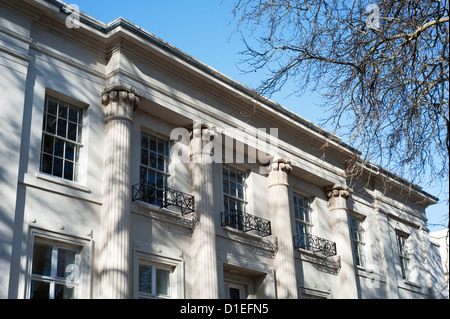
325, 184, 353, 211
189, 120, 219, 161
267, 157, 292, 188
101, 86, 142, 123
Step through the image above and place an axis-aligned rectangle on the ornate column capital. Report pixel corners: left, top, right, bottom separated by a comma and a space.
189, 120, 219, 161
325, 184, 353, 211
101, 86, 141, 123
267, 157, 292, 188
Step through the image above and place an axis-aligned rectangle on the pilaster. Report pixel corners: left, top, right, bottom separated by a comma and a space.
100, 86, 141, 299
268, 157, 298, 299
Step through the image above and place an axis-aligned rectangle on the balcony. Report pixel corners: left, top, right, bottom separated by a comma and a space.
294, 234, 337, 257
221, 210, 272, 237
132, 183, 195, 216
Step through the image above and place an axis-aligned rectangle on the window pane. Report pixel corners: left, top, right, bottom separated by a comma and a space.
149, 135, 156, 151
156, 268, 170, 295
68, 106, 79, 123
42, 134, 55, 155
30, 280, 50, 299
149, 152, 157, 169
157, 155, 165, 172
224, 199, 229, 211
230, 182, 236, 197
139, 265, 153, 294
32, 243, 53, 276
45, 114, 57, 134
65, 143, 75, 161
297, 195, 304, 208
67, 122, 78, 142
58, 103, 68, 120
157, 138, 165, 155
141, 134, 149, 149
230, 169, 236, 182
57, 119, 67, 138
53, 157, 63, 178
229, 287, 241, 299
64, 161, 74, 180
41, 154, 53, 175
55, 284, 75, 299
47, 96, 58, 115
139, 265, 152, 294
156, 173, 165, 188
54, 139, 65, 158
237, 184, 244, 199
57, 247, 77, 278
141, 149, 149, 166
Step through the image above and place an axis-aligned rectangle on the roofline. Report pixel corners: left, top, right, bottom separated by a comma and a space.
39, 0, 438, 203
44, 0, 359, 156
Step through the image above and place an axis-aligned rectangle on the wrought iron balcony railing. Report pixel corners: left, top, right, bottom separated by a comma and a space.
132, 183, 195, 216
294, 233, 337, 257
221, 210, 272, 237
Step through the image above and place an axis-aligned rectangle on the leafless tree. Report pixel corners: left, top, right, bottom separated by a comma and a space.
231, 0, 449, 209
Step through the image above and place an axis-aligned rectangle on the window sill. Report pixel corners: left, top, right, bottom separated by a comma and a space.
36, 173, 91, 193
21, 173, 100, 205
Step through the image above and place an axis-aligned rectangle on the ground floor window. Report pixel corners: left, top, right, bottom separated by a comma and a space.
30, 239, 81, 299
225, 283, 246, 299
138, 261, 172, 299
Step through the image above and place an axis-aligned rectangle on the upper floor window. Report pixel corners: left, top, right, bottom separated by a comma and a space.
222, 165, 247, 213
349, 215, 366, 267
396, 232, 410, 280
140, 132, 170, 206
30, 239, 81, 299
40, 94, 83, 181
222, 165, 248, 231
293, 192, 313, 250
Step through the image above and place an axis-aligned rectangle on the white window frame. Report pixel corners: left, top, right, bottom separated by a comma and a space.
293, 192, 313, 250
349, 214, 366, 267
396, 232, 411, 281
137, 260, 173, 299
222, 164, 248, 213
40, 93, 84, 182
140, 131, 171, 189
28, 235, 84, 299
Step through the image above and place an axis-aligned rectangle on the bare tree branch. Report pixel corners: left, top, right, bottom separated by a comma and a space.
231, 0, 449, 204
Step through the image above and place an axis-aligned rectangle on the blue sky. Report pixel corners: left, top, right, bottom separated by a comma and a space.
69, 0, 447, 231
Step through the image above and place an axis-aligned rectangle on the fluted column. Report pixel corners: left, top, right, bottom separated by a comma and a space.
100, 87, 141, 299
190, 120, 219, 298
268, 157, 298, 299
325, 184, 358, 299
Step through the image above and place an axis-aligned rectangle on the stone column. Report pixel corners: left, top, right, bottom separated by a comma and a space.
268, 157, 298, 299
100, 86, 141, 299
325, 184, 358, 299
190, 120, 219, 298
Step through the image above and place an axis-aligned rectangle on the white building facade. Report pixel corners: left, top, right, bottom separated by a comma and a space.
1, 0, 447, 299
